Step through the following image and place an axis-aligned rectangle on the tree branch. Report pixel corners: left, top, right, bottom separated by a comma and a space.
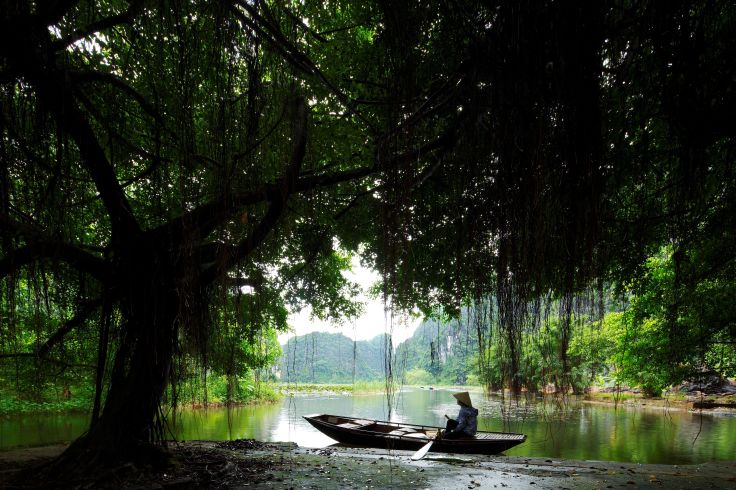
71, 70, 163, 125
51, 0, 144, 50
0, 241, 111, 281
231, 1, 377, 133
73, 89, 170, 188
283, 184, 382, 283
0, 352, 95, 370
281, 7, 328, 42
0, 212, 111, 280
151, 128, 453, 246
150, 164, 375, 249
0, 212, 45, 241
33, 70, 142, 239
1, 19, 142, 240
201, 97, 308, 285
36, 0, 81, 26
36, 298, 104, 358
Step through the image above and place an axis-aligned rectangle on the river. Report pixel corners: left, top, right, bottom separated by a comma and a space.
1, 388, 734, 464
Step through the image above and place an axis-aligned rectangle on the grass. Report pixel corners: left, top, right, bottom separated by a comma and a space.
582, 390, 736, 409
275, 381, 387, 395
0, 377, 281, 415
274, 381, 485, 395
585, 391, 644, 403
173, 376, 282, 408
0, 385, 93, 415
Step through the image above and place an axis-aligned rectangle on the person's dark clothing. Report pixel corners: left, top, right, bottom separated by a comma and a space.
444, 405, 478, 438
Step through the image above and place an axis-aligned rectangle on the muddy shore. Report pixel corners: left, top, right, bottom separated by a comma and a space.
1, 441, 734, 489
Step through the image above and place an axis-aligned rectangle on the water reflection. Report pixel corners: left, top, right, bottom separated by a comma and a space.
0, 412, 89, 449
2, 388, 734, 464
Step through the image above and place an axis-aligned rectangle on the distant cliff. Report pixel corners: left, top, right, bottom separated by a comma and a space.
278, 332, 391, 383
278, 312, 478, 384
394, 312, 478, 385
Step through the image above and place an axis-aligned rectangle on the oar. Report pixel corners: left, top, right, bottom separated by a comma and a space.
411, 415, 451, 461
410, 434, 437, 461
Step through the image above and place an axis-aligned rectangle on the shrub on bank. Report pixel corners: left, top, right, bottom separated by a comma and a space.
0, 383, 94, 414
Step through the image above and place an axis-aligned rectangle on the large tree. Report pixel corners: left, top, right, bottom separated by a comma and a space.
0, 0, 393, 467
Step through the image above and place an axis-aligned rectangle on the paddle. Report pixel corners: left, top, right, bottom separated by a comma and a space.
411, 416, 450, 461
410, 434, 436, 461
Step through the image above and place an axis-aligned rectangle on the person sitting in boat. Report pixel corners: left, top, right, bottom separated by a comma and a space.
443, 391, 478, 439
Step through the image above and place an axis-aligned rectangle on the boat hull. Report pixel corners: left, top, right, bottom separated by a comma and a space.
303, 414, 526, 455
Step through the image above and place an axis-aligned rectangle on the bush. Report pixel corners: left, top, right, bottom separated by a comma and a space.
0, 382, 94, 414
403, 368, 433, 386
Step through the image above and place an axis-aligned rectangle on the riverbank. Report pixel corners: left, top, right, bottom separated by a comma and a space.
1, 441, 734, 489
275, 381, 388, 396
6, 382, 733, 416
584, 391, 736, 412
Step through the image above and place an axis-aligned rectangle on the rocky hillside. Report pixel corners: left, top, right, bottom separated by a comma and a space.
277, 332, 391, 383
278, 311, 479, 384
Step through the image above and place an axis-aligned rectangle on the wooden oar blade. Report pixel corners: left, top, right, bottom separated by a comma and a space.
411, 440, 434, 460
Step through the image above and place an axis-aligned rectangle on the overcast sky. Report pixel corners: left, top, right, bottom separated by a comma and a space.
278, 260, 423, 345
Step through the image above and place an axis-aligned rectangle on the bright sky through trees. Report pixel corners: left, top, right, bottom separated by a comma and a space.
281, 259, 422, 344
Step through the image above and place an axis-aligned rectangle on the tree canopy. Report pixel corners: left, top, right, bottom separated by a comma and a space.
0, 0, 734, 472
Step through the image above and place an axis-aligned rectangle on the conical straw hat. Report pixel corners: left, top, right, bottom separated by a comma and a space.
453, 391, 472, 407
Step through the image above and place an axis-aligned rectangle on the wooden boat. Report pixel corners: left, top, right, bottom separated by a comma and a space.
303, 414, 526, 455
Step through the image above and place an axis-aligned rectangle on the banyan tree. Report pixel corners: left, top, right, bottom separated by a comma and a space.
1, 0, 734, 475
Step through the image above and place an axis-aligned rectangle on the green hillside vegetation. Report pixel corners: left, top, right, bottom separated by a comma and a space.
279, 332, 389, 384
285, 283, 736, 396
278, 316, 482, 387
395, 314, 478, 386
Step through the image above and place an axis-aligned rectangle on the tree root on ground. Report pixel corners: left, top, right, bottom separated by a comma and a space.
4, 440, 280, 489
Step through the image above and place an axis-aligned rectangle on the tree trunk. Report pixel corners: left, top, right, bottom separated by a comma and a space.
55, 250, 181, 470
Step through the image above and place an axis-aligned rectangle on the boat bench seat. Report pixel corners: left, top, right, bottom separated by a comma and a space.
337, 420, 375, 430
388, 429, 411, 435
403, 432, 429, 439
388, 428, 430, 438
385, 428, 430, 439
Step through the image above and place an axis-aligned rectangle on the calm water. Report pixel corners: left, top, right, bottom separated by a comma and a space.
1, 388, 734, 464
